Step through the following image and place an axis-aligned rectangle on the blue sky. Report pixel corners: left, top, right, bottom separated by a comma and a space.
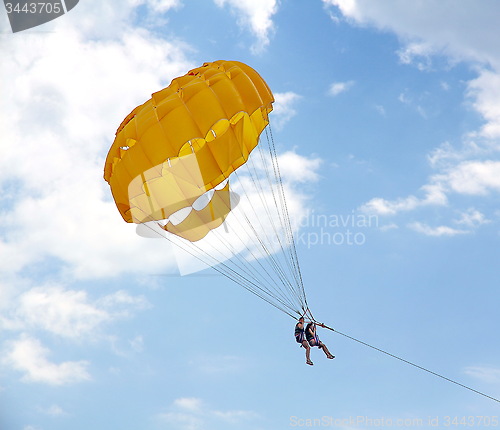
1, 1, 500, 429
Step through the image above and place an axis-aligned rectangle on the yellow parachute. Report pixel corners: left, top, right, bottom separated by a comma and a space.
104, 60, 274, 242
104, 60, 307, 317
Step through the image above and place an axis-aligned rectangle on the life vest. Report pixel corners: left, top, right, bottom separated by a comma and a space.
295, 323, 305, 343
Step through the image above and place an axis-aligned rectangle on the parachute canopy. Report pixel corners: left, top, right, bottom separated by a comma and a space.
104, 60, 308, 319
104, 60, 274, 242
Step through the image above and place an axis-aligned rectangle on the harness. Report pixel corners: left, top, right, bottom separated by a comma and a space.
294, 323, 305, 344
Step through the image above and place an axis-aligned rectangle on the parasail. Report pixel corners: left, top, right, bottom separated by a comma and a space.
102, 62, 500, 402
104, 60, 308, 318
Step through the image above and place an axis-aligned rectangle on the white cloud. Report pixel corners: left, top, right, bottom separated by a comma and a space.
467, 70, 500, 139
362, 195, 419, 216
277, 151, 322, 184
408, 222, 468, 237
272, 91, 301, 130
379, 223, 398, 232
397, 42, 434, 70
443, 160, 500, 195
8, 287, 108, 337
440, 81, 450, 91
214, 0, 278, 53
2, 286, 150, 339
0, 7, 194, 281
427, 141, 470, 168
464, 366, 500, 384
174, 397, 204, 412
328, 80, 355, 96
4, 335, 91, 385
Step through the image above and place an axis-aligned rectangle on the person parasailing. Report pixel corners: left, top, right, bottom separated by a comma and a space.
305, 321, 334, 360
295, 316, 313, 365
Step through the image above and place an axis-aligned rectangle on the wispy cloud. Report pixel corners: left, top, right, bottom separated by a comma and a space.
361, 183, 447, 216
374, 104, 386, 116
157, 396, 258, 429
397, 42, 434, 70
37, 404, 68, 417
453, 208, 490, 228
379, 223, 398, 232
464, 366, 500, 384
129, 335, 145, 353
272, 91, 301, 130
408, 222, 468, 237
398, 89, 429, 118
328, 80, 355, 96
173, 397, 204, 412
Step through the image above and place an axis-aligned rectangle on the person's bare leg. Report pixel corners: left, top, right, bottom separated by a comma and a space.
302, 340, 312, 364
321, 342, 334, 359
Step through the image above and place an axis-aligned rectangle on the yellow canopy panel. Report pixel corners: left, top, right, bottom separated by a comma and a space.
163, 182, 232, 242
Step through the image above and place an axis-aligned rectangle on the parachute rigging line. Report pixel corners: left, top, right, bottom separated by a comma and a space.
140, 215, 299, 318
265, 125, 308, 309
313, 321, 500, 404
